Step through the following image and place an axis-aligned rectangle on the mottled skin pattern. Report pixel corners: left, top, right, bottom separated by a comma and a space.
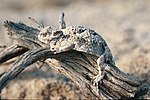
38, 13, 115, 90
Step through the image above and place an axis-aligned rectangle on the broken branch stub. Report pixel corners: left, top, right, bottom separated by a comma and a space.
0, 45, 29, 64
0, 19, 148, 99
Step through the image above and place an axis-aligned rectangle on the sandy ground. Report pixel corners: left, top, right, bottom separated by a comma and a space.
0, 0, 150, 99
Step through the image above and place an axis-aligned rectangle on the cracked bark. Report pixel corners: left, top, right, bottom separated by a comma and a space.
0, 21, 148, 99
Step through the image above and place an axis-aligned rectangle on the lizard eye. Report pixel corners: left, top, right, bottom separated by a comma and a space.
53, 31, 63, 36
78, 28, 85, 33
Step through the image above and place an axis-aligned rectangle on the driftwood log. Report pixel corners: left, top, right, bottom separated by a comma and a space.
0, 20, 148, 99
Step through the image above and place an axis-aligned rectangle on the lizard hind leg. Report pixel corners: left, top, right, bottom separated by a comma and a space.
93, 55, 106, 92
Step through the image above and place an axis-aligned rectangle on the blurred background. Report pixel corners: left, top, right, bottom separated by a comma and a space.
0, 0, 150, 99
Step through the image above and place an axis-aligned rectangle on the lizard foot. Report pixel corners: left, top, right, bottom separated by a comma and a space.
93, 74, 104, 85
92, 74, 104, 92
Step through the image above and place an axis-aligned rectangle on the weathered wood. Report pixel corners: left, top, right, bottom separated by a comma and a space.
0, 47, 54, 92
3, 21, 47, 49
0, 45, 28, 64
0, 20, 148, 99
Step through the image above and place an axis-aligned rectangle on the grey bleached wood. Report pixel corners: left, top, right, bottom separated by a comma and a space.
0, 47, 54, 92
0, 20, 148, 99
0, 45, 29, 64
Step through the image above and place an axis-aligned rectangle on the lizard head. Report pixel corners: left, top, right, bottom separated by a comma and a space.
38, 26, 63, 45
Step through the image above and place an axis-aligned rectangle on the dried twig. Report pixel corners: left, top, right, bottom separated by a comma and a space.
0, 18, 148, 99
0, 45, 28, 64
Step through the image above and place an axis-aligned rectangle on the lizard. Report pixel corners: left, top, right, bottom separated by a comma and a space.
38, 12, 115, 90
